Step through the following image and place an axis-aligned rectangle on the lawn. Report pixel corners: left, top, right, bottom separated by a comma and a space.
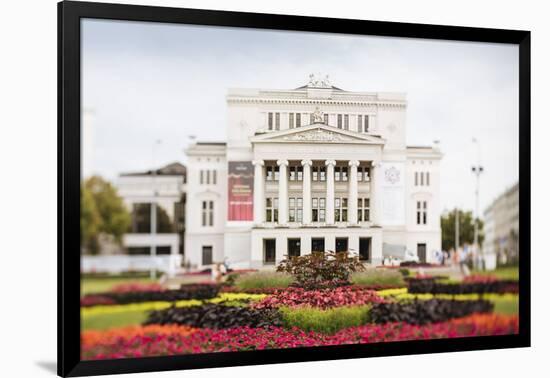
472, 266, 519, 280
81, 276, 155, 296
82, 309, 149, 330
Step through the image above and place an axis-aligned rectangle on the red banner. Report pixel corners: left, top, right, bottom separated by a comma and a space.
227, 161, 254, 221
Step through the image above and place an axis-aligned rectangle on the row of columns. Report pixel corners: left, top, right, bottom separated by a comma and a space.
253, 159, 381, 227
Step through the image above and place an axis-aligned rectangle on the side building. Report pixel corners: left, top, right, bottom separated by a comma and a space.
483, 182, 519, 266
116, 162, 187, 257
184, 77, 442, 269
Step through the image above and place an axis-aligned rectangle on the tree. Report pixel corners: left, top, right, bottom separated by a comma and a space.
81, 185, 101, 253
81, 176, 131, 254
440, 209, 484, 252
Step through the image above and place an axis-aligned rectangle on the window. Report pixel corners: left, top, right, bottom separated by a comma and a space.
296, 113, 301, 127
358, 198, 370, 222
415, 172, 418, 186
200, 170, 204, 184
289, 197, 303, 223
335, 197, 348, 222
202, 201, 214, 226
275, 112, 280, 130
311, 238, 325, 252
426, 172, 430, 186
357, 166, 370, 182
264, 239, 276, 264
364, 115, 369, 132
310, 113, 315, 124
287, 238, 301, 257
202, 246, 213, 265
357, 115, 363, 132
324, 113, 329, 125
206, 170, 210, 184
289, 166, 303, 181
131, 203, 151, 233
212, 170, 217, 185
334, 166, 348, 182
268, 112, 273, 130
265, 165, 280, 181
312, 197, 326, 222
312, 166, 326, 181
337, 114, 343, 128
266, 197, 279, 222
344, 114, 349, 130
289, 113, 294, 129
420, 172, 424, 186
416, 201, 427, 225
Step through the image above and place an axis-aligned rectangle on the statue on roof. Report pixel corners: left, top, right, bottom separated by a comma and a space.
307, 73, 331, 88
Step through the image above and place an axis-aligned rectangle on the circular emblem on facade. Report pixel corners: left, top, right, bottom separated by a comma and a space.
384, 166, 400, 184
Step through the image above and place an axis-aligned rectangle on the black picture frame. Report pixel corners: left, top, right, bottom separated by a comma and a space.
58, 1, 531, 376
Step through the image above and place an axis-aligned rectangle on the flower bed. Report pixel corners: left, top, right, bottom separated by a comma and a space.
252, 286, 385, 310
110, 282, 165, 293
368, 299, 494, 325
145, 303, 283, 329
407, 277, 519, 295
81, 284, 221, 306
81, 313, 518, 360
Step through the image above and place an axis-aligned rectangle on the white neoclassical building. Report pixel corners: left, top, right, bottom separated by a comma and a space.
185, 76, 442, 269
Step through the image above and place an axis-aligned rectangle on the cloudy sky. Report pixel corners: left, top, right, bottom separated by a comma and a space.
81, 19, 519, 214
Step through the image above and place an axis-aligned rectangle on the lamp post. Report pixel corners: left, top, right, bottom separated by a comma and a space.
471, 138, 484, 270
150, 139, 162, 280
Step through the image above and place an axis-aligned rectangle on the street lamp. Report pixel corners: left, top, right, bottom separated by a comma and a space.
471, 138, 484, 270
151, 139, 162, 280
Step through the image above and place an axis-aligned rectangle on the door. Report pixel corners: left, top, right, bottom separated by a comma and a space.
311, 238, 325, 253
287, 238, 301, 258
359, 237, 371, 261
202, 246, 213, 265
417, 243, 427, 263
264, 239, 276, 264
335, 237, 348, 252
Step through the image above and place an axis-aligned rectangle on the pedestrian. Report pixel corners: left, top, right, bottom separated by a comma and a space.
459, 244, 471, 277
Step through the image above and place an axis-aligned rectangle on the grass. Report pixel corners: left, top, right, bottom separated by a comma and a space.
280, 305, 371, 334
472, 266, 519, 281
233, 272, 294, 291
82, 309, 149, 331
491, 296, 519, 315
350, 269, 405, 287
81, 277, 155, 296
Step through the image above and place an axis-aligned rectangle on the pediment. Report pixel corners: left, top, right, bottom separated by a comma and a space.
250, 124, 385, 145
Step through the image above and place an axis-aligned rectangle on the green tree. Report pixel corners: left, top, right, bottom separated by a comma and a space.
81, 185, 101, 252
440, 209, 484, 252
81, 176, 131, 254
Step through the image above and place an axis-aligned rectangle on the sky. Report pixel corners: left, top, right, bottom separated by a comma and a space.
81, 18, 519, 215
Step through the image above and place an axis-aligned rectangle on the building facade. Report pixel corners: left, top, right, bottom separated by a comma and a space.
185, 77, 442, 269
483, 182, 519, 266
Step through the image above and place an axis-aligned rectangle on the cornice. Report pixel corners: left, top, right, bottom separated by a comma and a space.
226, 97, 407, 109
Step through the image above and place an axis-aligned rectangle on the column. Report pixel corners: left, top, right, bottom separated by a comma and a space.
253, 160, 264, 225
301, 159, 312, 224
348, 160, 359, 225
370, 160, 381, 225
325, 160, 336, 225
277, 159, 289, 225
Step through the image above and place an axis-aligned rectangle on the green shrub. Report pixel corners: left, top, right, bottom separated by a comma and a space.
277, 251, 365, 289
350, 269, 405, 287
280, 305, 371, 334
398, 268, 410, 277
234, 272, 294, 290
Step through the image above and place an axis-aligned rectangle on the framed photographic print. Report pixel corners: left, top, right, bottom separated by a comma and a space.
58, 1, 531, 376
